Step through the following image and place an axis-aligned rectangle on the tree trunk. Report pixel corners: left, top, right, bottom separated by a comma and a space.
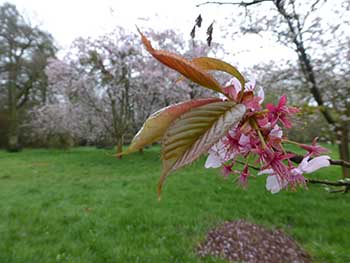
337, 125, 349, 178
7, 109, 19, 152
116, 137, 123, 159
7, 68, 20, 152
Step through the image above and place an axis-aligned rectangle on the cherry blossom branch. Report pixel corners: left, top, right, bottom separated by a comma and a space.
237, 155, 350, 193
288, 152, 350, 193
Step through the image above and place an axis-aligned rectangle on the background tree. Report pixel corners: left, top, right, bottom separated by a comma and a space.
66, 27, 142, 154
198, 0, 350, 177
27, 27, 228, 151
26, 58, 92, 148
0, 2, 56, 151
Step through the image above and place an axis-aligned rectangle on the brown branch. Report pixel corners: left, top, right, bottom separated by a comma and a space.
329, 159, 350, 168
196, 0, 271, 7
306, 178, 350, 187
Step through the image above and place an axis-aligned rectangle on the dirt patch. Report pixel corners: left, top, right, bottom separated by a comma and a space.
197, 220, 311, 263
30, 162, 50, 167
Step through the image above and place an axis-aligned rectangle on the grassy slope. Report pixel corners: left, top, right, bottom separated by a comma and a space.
0, 145, 349, 263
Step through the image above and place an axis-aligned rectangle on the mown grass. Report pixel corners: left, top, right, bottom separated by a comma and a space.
0, 145, 349, 263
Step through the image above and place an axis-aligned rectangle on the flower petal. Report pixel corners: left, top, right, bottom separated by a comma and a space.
298, 156, 311, 171
269, 125, 283, 139
244, 79, 256, 91
204, 152, 222, 168
226, 77, 242, 92
266, 175, 282, 194
257, 87, 265, 103
302, 155, 330, 173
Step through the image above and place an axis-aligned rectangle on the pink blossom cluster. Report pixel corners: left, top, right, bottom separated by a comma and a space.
206, 77, 330, 193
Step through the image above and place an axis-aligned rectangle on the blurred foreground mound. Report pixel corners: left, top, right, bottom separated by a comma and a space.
197, 220, 311, 263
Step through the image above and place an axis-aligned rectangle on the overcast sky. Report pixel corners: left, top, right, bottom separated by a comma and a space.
1, 0, 296, 68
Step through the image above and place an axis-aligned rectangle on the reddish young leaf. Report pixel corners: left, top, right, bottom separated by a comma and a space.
191, 57, 246, 88
175, 57, 245, 89
137, 28, 224, 94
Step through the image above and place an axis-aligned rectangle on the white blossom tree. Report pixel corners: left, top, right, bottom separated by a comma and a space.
27, 59, 93, 147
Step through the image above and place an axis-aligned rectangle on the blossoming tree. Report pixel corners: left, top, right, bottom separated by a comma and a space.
27, 58, 96, 146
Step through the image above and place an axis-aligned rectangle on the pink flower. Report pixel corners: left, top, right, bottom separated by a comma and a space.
204, 82, 328, 194
222, 164, 233, 178
241, 92, 262, 111
299, 137, 328, 157
259, 155, 331, 194
268, 125, 283, 149
266, 95, 299, 128
288, 169, 307, 190
222, 129, 241, 157
223, 77, 264, 111
238, 164, 250, 187
244, 79, 256, 91
205, 137, 238, 168
256, 115, 270, 129
257, 149, 294, 180
223, 78, 242, 101
205, 140, 232, 168
238, 134, 252, 156
288, 155, 330, 189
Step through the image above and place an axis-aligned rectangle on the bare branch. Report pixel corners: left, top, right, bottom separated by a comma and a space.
196, 0, 272, 7
306, 178, 350, 187
329, 159, 350, 168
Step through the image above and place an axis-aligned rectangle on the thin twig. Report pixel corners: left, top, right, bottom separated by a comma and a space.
306, 178, 350, 187
196, 0, 271, 7
328, 189, 346, 193
330, 159, 350, 168
236, 160, 259, 170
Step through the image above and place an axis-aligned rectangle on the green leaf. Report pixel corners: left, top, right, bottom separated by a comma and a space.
119, 98, 221, 156
191, 57, 246, 88
158, 102, 246, 197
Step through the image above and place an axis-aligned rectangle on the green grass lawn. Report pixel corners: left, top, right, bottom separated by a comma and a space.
0, 145, 349, 263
